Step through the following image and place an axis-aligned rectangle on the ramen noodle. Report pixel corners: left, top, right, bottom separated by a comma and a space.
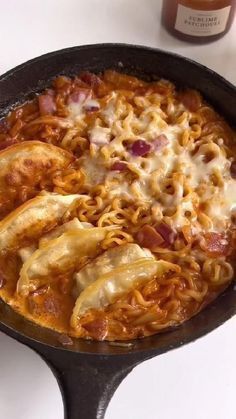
0, 70, 235, 341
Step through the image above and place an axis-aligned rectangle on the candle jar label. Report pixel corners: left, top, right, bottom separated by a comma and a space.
175, 4, 231, 36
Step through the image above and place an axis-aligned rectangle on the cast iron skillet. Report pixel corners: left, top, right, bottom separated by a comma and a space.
0, 44, 236, 419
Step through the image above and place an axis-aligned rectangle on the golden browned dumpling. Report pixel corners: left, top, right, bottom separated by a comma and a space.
74, 243, 154, 294
17, 226, 118, 297
0, 141, 74, 215
71, 259, 180, 327
0, 193, 84, 253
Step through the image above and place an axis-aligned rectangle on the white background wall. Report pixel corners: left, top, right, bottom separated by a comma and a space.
0, 1, 236, 418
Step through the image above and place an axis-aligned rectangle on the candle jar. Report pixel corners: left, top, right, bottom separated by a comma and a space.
162, 0, 236, 43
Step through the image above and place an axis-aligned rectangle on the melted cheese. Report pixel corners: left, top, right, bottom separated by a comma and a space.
70, 90, 236, 234
68, 97, 100, 122
89, 126, 111, 145
101, 92, 117, 125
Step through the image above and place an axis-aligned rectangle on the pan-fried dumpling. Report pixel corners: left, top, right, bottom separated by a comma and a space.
71, 259, 180, 325
18, 246, 37, 263
18, 218, 92, 263
39, 218, 92, 247
17, 226, 117, 296
0, 141, 74, 211
0, 193, 84, 252
74, 243, 154, 294
0, 140, 73, 184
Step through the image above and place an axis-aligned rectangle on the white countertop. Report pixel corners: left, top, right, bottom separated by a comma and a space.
0, 1, 236, 418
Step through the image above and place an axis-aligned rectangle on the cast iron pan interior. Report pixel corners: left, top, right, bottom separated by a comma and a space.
0, 44, 236, 419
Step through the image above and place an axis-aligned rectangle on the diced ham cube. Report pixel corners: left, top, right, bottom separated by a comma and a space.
58, 334, 73, 346
111, 161, 127, 171
136, 225, 164, 250
131, 140, 151, 157
83, 318, 108, 340
80, 72, 102, 89
38, 94, 56, 116
180, 90, 201, 112
67, 89, 91, 105
201, 232, 229, 257
155, 222, 176, 245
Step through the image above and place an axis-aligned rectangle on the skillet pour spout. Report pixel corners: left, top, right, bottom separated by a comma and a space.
0, 43, 236, 419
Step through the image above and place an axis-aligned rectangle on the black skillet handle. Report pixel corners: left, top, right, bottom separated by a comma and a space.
44, 351, 137, 419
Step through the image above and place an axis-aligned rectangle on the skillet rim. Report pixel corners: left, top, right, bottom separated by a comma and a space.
0, 42, 236, 93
